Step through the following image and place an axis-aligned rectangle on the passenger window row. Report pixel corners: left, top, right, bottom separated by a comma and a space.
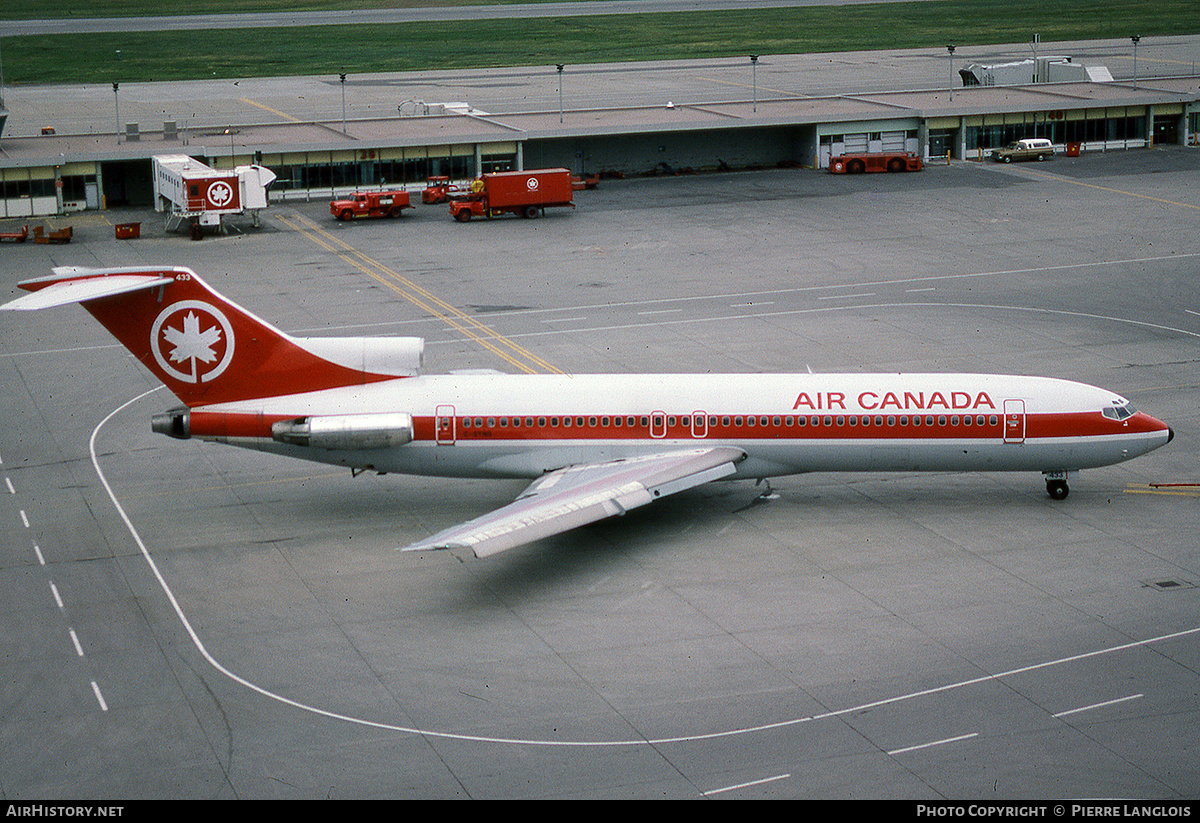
456, 414, 1000, 431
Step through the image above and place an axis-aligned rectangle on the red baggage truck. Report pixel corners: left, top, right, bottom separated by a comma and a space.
331, 190, 413, 220
449, 169, 575, 222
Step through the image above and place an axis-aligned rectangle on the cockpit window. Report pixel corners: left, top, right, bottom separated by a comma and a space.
1102, 401, 1137, 421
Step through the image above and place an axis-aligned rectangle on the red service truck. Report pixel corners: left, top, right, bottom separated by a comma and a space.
421, 176, 467, 204
828, 152, 923, 174
449, 169, 575, 222
331, 190, 413, 220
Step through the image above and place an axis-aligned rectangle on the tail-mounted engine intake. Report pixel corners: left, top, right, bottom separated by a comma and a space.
271, 412, 414, 450
152, 407, 191, 440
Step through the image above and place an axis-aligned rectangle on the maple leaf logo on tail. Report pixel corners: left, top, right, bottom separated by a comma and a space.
150, 300, 236, 384
163, 311, 223, 381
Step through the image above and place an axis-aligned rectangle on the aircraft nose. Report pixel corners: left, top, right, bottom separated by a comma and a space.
1168, 427, 1175, 444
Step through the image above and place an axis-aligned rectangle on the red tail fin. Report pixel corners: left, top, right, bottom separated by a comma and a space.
3, 267, 421, 406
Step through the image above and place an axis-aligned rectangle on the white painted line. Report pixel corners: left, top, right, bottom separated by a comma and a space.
89, 389, 1200, 749
888, 732, 978, 755
5, 477, 14, 494
49, 581, 64, 610
730, 301, 775, 307
69, 628, 84, 657
637, 308, 683, 315
20, 509, 29, 528
541, 317, 588, 323
91, 681, 108, 712
906, 287, 936, 293
704, 773, 790, 796
33, 542, 45, 565
818, 292, 876, 300
1054, 693, 1143, 718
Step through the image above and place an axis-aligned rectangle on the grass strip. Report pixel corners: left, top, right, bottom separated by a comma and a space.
2, 0, 1196, 84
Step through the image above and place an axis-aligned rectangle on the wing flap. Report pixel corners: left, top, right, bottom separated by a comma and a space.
402, 446, 745, 558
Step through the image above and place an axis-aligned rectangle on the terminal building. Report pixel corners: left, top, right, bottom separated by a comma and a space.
0, 60, 1198, 219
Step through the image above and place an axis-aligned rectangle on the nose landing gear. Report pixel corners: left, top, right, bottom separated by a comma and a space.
1044, 471, 1070, 500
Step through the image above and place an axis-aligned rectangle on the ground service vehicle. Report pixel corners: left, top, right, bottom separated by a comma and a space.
153, 155, 276, 234
829, 152, 924, 173
421, 177, 466, 204
990, 138, 1054, 163
331, 190, 413, 220
449, 169, 575, 222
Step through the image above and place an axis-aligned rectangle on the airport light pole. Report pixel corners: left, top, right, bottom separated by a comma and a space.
947, 44, 956, 102
1132, 35, 1142, 88
751, 55, 758, 113
557, 64, 564, 124
339, 73, 347, 133
112, 83, 120, 143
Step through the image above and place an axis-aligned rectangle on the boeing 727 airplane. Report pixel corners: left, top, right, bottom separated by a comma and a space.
2, 266, 1174, 557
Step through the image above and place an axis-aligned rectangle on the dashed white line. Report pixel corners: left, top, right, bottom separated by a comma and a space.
91, 681, 108, 712
818, 292, 876, 301
888, 732, 978, 755
704, 772, 790, 796
20, 509, 29, 528
1054, 693, 1143, 718
33, 542, 45, 565
69, 628, 84, 657
541, 316, 588, 323
4, 477, 14, 494
49, 581, 64, 610
637, 308, 683, 315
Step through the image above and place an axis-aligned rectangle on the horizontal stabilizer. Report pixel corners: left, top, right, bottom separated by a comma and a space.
401, 446, 745, 558
2, 273, 172, 311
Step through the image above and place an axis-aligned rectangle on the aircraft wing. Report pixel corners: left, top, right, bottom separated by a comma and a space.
401, 446, 746, 558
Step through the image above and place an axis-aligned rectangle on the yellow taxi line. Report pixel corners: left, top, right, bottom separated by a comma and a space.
276, 211, 560, 374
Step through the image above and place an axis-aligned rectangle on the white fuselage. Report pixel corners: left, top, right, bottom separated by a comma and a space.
186, 372, 1172, 481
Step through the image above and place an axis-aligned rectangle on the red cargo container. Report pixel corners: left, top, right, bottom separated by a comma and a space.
449, 169, 575, 222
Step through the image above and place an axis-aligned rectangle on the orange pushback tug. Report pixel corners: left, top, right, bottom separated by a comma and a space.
829, 152, 923, 174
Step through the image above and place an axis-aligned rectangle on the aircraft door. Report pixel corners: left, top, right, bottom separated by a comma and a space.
1003, 399, 1026, 444
650, 410, 667, 438
435, 404, 456, 445
691, 411, 708, 438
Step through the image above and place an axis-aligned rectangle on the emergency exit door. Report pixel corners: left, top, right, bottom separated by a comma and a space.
435, 404, 456, 444
1003, 399, 1026, 444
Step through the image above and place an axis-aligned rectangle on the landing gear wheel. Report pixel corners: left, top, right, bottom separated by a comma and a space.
1046, 480, 1069, 500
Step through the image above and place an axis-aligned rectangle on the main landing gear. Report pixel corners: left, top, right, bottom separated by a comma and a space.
1043, 471, 1070, 500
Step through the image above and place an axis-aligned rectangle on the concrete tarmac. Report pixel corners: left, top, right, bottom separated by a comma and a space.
0, 147, 1197, 799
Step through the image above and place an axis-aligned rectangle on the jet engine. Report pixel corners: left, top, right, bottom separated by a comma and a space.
270, 412, 414, 449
